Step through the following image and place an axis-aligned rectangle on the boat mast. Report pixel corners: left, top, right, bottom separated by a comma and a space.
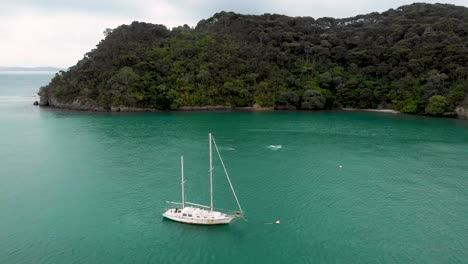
181, 155, 185, 208
209, 133, 213, 211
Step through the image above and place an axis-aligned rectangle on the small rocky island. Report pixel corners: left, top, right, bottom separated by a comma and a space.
39, 3, 468, 118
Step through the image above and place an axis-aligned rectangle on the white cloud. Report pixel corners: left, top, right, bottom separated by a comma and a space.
0, 2, 201, 67
0, 9, 130, 67
0, 0, 467, 67
134, 0, 199, 27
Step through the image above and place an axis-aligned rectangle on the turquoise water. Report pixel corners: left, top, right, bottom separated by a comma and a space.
1, 73, 468, 263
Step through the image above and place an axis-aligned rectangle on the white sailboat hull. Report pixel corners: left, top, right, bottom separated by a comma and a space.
162, 134, 244, 226
163, 207, 237, 225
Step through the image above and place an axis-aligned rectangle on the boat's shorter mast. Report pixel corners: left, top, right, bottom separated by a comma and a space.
181, 155, 185, 208
209, 133, 213, 211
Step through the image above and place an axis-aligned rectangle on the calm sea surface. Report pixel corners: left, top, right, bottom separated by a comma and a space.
1, 72, 467, 263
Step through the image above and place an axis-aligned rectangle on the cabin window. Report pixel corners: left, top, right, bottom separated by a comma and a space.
182, 213, 187, 216
188, 214, 192, 217
197, 216, 200, 218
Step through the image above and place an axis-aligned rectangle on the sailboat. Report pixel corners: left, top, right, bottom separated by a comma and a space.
162, 133, 244, 225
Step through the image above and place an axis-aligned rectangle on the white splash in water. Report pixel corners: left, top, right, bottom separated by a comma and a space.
218, 146, 236, 151
267, 145, 282, 150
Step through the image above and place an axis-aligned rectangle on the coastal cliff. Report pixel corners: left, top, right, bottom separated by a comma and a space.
39, 3, 468, 116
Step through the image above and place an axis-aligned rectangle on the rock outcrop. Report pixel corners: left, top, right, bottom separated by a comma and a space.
455, 107, 468, 119
39, 93, 105, 111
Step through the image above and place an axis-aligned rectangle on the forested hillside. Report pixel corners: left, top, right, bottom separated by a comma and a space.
39, 3, 468, 116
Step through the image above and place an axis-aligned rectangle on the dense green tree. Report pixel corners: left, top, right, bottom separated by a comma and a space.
277, 90, 299, 109
301, 89, 325, 109
400, 100, 421, 114
38, 3, 468, 117
425, 95, 449, 115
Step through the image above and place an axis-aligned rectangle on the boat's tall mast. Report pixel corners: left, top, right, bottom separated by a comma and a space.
209, 133, 213, 211
181, 155, 185, 208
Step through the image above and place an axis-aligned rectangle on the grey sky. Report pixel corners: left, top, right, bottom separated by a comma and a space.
1, 0, 467, 67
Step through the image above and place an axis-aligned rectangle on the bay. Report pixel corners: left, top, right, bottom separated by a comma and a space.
0, 73, 467, 263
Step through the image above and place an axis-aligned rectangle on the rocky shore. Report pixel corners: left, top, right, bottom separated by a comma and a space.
455, 107, 468, 119
36, 95, 468, 119
38, 95, 275, 112
341, 108, 400, 114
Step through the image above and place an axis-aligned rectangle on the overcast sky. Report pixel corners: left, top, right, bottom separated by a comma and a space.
1, 0, 466, 67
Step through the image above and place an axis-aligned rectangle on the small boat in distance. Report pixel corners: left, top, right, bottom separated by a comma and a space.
163, 133, 244, 225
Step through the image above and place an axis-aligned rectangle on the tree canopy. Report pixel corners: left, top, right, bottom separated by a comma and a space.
39, 3, 468, 115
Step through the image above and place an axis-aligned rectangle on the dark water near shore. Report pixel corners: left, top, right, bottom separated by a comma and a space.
1, 73, 468, 263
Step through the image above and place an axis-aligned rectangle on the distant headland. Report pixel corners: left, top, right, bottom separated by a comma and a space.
38, 3, 468, 118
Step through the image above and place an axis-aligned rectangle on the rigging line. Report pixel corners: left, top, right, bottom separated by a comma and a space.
211, 136, 244, 215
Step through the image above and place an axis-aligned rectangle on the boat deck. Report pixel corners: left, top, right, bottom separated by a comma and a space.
163, 206, 236, 225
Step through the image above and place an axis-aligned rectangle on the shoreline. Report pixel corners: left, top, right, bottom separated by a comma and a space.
341, 108, 400, 114
37, 103, 399, 114
37, 104, 276, 113
37, 103, 408, 117
35, 102, 468, 119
